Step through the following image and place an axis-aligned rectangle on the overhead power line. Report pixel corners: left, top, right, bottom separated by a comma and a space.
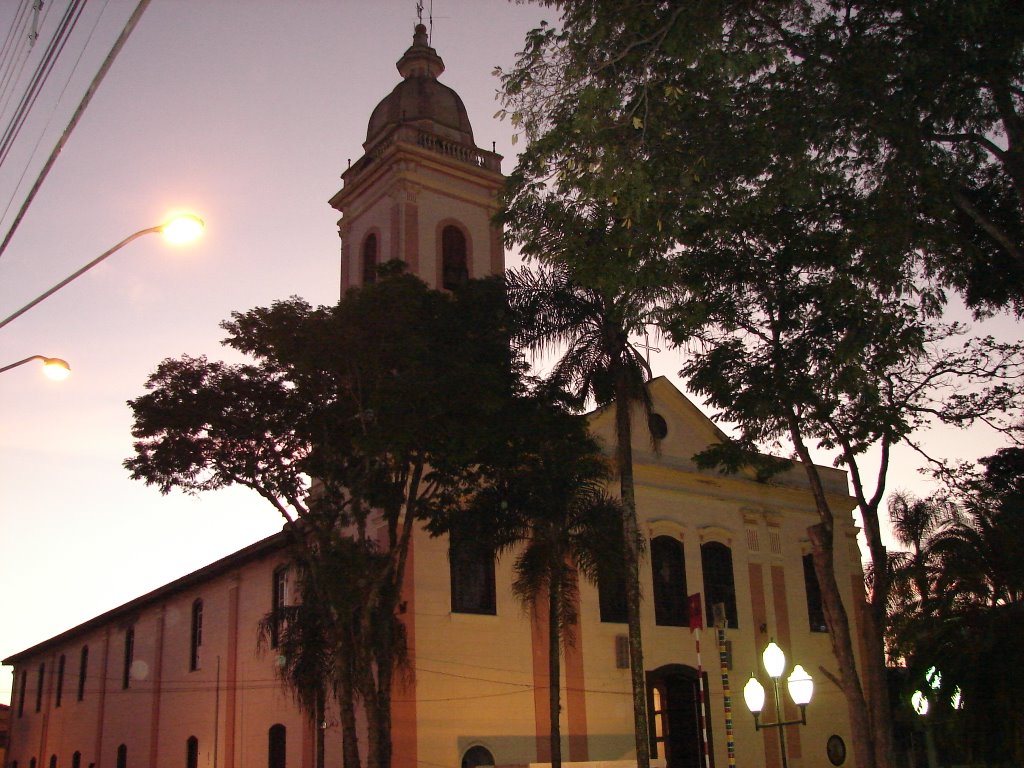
0, 0, 152, 263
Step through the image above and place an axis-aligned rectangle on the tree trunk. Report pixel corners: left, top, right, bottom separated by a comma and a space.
840, 441, 896, 768
549, 567, 563, 768
339, 654, 362, 768
614, 388, 651, 768
316, 688, 327, 768
788, 418, 878, 768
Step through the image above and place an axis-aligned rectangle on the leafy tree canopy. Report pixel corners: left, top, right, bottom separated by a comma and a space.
125, 269, 521, 768
500, 0, 1024, 314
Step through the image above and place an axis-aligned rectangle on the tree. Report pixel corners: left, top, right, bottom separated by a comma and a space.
126, 270, 518, 768
435, 390, 625, 768
504, 249, 664, 768
887, 452, 1024, 764
500, 1, 1024, 314
499, 5, 1024, 766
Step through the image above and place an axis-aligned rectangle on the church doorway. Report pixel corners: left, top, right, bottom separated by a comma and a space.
647, 665, 715, 768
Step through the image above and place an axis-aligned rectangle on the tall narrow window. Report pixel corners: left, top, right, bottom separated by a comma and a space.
268, 724, 287, 768
449, 531, 496, 615
55, 654, 66, 707
362, 233, 378, 285
652, 536, 688, 626
190, 599, 203, 671
597, 530, 628, 623
271, 566, 289, 648
77, 645, 88, 701
186, 736, 199, 768
597, 557, 628, 623
122, 628, 135, 689
35, 663, 45, 712
803, 554, 828, 633
117, 744, 127, 768
72, 754, 82, 768
49, 757, 57, 768
17, 669, 26, 716
701, 541, 738, 629
441, 225, 468, 290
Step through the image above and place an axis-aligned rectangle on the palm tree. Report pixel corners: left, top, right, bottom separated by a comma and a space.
505, 263, 661, 768
465, 393, 625, 768
885, 464, 1024, 765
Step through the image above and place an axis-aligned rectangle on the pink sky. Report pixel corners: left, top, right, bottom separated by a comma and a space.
0, 0, 551, 703
0, 0, 1015, 705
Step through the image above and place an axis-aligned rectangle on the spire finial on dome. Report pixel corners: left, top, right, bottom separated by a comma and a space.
397, 20, 444, 79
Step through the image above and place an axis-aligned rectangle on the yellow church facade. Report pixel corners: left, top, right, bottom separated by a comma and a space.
3, 375, 866, 768
4, 22, 868, 768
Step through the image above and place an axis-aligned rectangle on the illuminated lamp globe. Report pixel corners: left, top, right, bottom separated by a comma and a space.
42, 357, 70, 380
762, 641, 786, 679
743, 674, 766, 714
911, 690, 929, 716
787, 664, 814, 706
160, 213, 204, 245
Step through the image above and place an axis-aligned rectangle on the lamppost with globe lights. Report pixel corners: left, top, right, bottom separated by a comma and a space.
0, 212, 204, 332
743, 640, 814, 768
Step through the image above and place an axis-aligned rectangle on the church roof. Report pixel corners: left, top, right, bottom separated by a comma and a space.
2, 531, 288, 665
365, 24, 475, 148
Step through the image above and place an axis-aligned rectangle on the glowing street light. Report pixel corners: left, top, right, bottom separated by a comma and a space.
0, 355, 70, 379
0, 212, 204, 332
743, 640, 813, 768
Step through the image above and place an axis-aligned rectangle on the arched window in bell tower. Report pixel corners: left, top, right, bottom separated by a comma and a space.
362, 233, 378, 285
441, 225, 469, 290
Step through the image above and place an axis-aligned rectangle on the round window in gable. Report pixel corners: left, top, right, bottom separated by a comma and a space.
648, 413, 668, 440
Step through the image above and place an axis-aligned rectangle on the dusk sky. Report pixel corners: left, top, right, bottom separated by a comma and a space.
0, 0, 1015, 705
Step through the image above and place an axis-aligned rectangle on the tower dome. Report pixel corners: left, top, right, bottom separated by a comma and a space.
365, 24, 475, 147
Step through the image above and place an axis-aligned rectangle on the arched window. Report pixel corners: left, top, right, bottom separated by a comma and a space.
651, 536, 688, 626
598, 534, 627, 624
362, 233, 378, 285
190, 599, 203, 671
268, 724, 287, 768
803, 553, 828, 632
116, 744, 128, 768
700, 541, 738, 628
72, 753, 82, 768
271, 566, 289, 648
17, 669, 26, 716
449, 529, 495, 615
122, 628, 134, 689
35, 663, 45, 712
78, 645, 89, 701
56, 654, 66, 707
441, 225, 468, 290
461, 745, 495, 768
49, 756, 57, 768
186, 736, 199, 768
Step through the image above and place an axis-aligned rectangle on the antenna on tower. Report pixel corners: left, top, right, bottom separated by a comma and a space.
429, 0, 434, 45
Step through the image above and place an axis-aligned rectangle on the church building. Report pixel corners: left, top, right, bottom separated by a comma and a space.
3, 24, 867, 768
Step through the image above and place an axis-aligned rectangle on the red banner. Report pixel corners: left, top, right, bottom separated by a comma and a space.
688, 592, 703, 629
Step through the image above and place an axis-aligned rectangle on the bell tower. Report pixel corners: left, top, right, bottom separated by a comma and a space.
330, 24, 505, 292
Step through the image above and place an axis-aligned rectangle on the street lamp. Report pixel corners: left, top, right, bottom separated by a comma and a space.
0, 355, 70, 379
743, 640, 813, 768
0, 212, 204, 332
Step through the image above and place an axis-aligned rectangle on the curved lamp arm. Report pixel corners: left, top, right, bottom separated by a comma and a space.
0, 226, 160, 332
0, 355, 70, 379
0, 213, 202, 332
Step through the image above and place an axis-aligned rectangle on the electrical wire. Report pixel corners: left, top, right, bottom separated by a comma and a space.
0, 0, 86, 171
0, 0, 152, 263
